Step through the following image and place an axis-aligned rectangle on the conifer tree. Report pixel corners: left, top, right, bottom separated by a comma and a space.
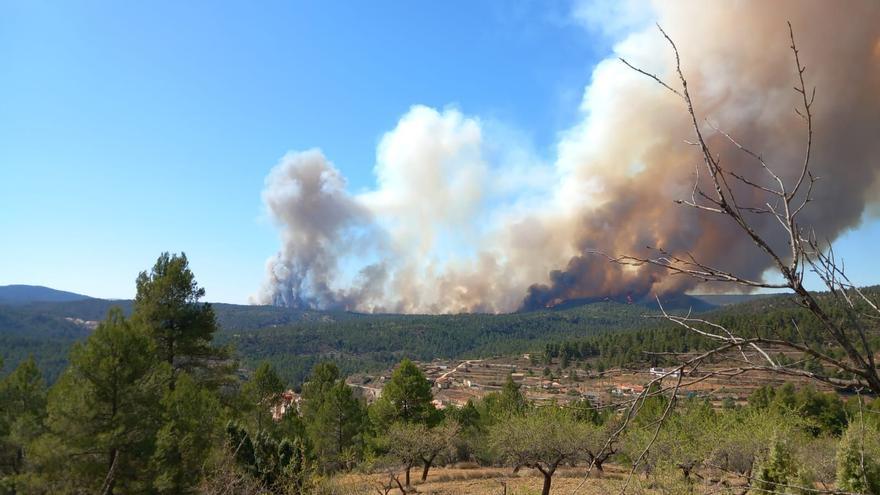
225, 421, 306, 490
307, 381, 365, 471
370, 359, 435, 428
300, 362, 365, 471
244, 361, 286, 430
0, 356, 47, 483
299, 362, 341, 418
42, 308, 164, 493
133, 252, 219, 387
498, 374, 527, 416
150, 373, 222, 494
751, 435, 797, 494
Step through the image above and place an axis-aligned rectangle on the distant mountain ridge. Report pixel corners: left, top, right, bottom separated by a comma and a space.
0, 285, 93, 305
0, 283, 778, 313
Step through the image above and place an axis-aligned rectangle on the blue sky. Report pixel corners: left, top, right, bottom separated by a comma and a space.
1, 1, 876, 303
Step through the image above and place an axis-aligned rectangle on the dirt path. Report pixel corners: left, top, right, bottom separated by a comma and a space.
435, 359, 483, 383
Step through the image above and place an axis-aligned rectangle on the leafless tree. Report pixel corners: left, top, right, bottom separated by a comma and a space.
570, 21, 879, 495
614, 22, 879, 395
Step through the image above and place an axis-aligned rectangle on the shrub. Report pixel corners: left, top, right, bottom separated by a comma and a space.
836, 418, 880, 494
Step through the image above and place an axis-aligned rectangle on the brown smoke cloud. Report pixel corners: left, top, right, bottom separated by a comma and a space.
255, 1, 880, 313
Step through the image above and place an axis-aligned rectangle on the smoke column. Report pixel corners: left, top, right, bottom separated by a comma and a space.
254, 1, 880, 313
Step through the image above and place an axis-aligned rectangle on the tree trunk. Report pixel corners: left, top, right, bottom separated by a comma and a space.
421, 454, 436, 481
541, 472, 552, 495
405, 465, 411, 487
101, 449, 119, 495
166, 336, 176, 390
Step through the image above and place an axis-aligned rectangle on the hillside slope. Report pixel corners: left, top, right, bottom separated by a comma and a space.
4, 288, 847, 388
0, 285, 92, 305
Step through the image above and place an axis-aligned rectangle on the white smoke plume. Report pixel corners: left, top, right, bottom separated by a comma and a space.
255, 0, 880, 313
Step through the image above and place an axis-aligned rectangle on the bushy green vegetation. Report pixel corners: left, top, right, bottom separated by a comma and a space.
3, 330, 880, 493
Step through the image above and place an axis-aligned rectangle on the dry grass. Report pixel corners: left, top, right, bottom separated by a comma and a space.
321, 465, 650, 495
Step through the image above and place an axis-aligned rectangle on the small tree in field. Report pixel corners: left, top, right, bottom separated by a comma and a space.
498, 374, 528, 416
490, 407, 592, 495
417, 420, 459, 481
382, 420, 458, 487
383, 422, 424, 488
751, 435, 798, 494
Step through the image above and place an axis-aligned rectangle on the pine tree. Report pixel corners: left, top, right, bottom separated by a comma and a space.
150, 373, 222, 494
299, 362, 341, 417
307, 381, 365, 472
244, 361, 286, 430
224, 421, 306, 489
41, 308, 164, 493
0, 356, 47, 483
498, 374, 527, 416
133, 252, 219, 387
369, 359, 435, 428
751, 434, 797, 494
300, 362, 365, 472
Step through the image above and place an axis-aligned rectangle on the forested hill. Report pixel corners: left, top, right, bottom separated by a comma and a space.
220, 301, 665, 386
0, 295, 665, 382
0, 298, 362, 382
0, 285, 92, 305
1, 288, 847, 387
4, 298, 361, 329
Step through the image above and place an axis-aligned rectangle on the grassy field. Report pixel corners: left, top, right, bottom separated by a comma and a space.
318, 464, 749, 495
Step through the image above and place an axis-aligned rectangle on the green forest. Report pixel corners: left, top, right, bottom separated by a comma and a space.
2, 284, 662, 385
5, 284, 877, 389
